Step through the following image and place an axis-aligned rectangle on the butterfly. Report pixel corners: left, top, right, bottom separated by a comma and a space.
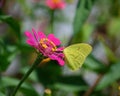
63, 43, 92, 70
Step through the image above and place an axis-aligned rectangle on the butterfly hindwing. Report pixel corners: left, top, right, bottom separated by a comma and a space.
63, 43, 92, 70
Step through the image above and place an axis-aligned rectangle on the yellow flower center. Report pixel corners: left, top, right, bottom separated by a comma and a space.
52, 0, 61, 3
39, 38, 57, 51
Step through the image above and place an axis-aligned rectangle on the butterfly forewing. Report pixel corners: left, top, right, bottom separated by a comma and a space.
64, 43, 92, 70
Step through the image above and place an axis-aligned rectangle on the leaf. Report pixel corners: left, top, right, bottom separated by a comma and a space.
1, 76, 30, 89
58, 75, 87, 86
36, 60, 62, 87
1, 76, 39, 96
21, 67, 38, 82
84, 55, 107, 73
53, 83, 88, 92
100, 40, 118, 62
0, 15, 21, 40
0, 40, 18, 71
0, 92, 5, 96
80, 23, 94, 42
52, 75, 88, 92
96, 62, 120, 90
0, 39, 9, 71
0, 54, 9, 71
20, 88, 40, 96
107, 18, 120, 37
74, 0, 90, 34
72, 0, 96, 43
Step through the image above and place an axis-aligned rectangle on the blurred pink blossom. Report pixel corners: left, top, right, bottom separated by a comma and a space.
46, 0, 66, 10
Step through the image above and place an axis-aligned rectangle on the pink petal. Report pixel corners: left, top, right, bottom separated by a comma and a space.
48, 34, 61, 45
46, 0, 66, 9
24, 31, 34, 39
58, 53, 64, 58
57, 47, 64, 51
25, 31, 36, 45
26, 39, 36, 47
38, 32, 46, 39
56, 57, 65, 66
49, 54, 65, 66
32, 28, 39, 42
46, 0, 56, 9
57, 2, 65, 9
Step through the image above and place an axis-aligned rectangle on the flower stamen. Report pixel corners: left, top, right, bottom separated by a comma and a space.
39, 38, 57, 52
52, 0, 60, 3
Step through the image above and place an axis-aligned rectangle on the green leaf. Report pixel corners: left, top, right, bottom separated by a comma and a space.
51, 75, 88, 92
0, 54, 9, 71
80, 23, 94, 42
20, 88, 40, 96
0, 39, 9, 71
21, 67, 38, 82
0, 40, 18, 71
0, 92, 5, 96
96, 62, 120, 90
0, 15, 21, 40
58, 75, 87, 86
107, 18, 120, 37
72, 0, 96, 43
36, 60, 62, 87
1, 76, 30, 89
1, 76, 39, 96
100, 40, 118, 62
53, 83, 88, 92
74, 0, 90, 34
84, 55, 107, 73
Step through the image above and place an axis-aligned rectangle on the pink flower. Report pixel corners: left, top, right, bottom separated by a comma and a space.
25, 29, 65, 66
46, 0, 66, 10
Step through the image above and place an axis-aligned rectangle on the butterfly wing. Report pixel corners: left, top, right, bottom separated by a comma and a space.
63, 43, 92, 70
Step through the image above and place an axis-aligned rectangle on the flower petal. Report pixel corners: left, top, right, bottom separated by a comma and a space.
26, 39, 36, 47
46, 0, 66, 9
57, 2, 65, 9
48, 34, 61, 45
57, 47, 64, 51
38, 32, 46, 39
32, 28, 39, 42
46, 0, 56, 9
49, 54, 64, 66
56, 57, 65, 66
25, 31, 34, 39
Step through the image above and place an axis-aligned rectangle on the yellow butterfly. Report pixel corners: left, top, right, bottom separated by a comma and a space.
63, 43, 92, 70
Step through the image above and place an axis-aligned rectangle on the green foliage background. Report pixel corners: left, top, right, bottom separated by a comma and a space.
0, 0, 120, 96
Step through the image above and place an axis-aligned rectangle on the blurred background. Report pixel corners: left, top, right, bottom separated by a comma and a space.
0, 0, 120, 96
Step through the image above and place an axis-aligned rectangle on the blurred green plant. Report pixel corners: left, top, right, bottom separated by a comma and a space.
0, 0, 120, 96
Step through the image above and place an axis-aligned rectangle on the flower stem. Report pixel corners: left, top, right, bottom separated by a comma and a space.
50, 9, 54, 33
11, 55, 43, 96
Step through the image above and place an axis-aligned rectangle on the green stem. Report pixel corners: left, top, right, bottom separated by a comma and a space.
11, 55, 43, 96
50, 10, 55, 33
